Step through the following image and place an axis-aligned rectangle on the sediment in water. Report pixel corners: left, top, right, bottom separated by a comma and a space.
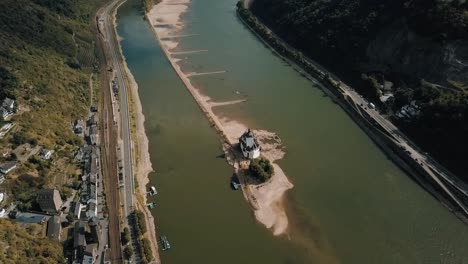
146, 0, 294, 236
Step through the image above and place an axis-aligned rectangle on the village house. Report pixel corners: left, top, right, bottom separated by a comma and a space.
88, 217, 101, 244
0, 161, 17, 175
36, 189, 62, 214
82, 244, 97, 264
74, 121, 84, 135
74, 202, 84, 220
85, 199, 97, 220
0, 97, 16, 120
2, 97, 15, 111
73, 220, 87, 261
47, 215, 62, 240
40, 148, 54, 160
0, 108, 11, 120
88, 126, 99, 145
396, 100, 421, 120
87, 114, 98, 127
0, 122, 15, 139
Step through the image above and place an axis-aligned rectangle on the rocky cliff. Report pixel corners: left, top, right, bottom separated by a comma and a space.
250, 0, 468, 180
365, 20, 468, 89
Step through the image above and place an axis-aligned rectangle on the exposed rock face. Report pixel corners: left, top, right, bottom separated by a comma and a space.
249, 0, 468, 180
366, 20, 468, 87
250, 0, 468, 89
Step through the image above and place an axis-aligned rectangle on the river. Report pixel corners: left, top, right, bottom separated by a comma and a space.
116, 0, 468, 263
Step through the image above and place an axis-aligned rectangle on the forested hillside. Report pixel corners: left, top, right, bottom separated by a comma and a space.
250, 0, 468, 180
0, 0, 105, 195
0, 219, 64, 264
0, 0, 104, 260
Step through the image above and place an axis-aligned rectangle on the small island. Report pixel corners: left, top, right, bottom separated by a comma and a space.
238, 129, 274, 184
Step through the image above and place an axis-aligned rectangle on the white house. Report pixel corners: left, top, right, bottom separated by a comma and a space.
396, 101, 421, 120
0, 108, 11, 120
239, 129, 261, 159
2, 98, 15, 112
40, 148, 54, 160
0, 98, 16, 121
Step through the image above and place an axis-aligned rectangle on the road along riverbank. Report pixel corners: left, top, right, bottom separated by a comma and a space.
236, 1, 468, 223
146, 0, 294, 235
111, 2, 161, 262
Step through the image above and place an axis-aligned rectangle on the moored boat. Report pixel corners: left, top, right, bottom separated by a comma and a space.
149, 185, 157, 196
160, 235, 171, 251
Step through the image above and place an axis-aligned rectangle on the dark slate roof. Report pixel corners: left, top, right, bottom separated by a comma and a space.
88, 216, 99, 226
88, 114, 98, 125
73, 220, 87, 248
0, 161, 16, 171
90, 155, 98, 176
46, 215, 61, 239
89, 126, 98, 136
36, 189, 57, 202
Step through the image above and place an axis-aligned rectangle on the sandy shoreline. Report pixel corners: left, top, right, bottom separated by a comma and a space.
123, 64, 161, 264
112, 4, 161, 263
147, 0, 294, 236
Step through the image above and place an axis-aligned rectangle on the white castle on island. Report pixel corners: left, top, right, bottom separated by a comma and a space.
239, 129, 261, 159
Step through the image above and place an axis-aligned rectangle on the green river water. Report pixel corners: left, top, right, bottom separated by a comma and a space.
116, 0, 468, 263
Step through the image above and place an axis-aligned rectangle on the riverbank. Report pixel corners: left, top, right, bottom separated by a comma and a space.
146, 0, 294, 235
112, 2, 161, 262
236, 1, 468, 222
121, 61, 161, 263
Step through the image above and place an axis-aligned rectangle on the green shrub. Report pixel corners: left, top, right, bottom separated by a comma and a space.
134, 210, 147, 235
121, 227, 131, 245
140, 238, 153, 262
123, 246, 133, 260
248, 158, 274, 183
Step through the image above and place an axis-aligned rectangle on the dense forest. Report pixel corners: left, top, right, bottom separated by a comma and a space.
250, 0, 468, 180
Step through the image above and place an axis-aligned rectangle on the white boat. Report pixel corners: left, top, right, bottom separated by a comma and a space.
160, 235, 171, 251
231, 180, 240, 190
149, 186, 157, 196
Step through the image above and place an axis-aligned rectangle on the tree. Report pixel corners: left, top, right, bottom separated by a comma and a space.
11, 131, 28, 147
123, 246, 133, 260
0, 67, 17, 99
60, 187, 72, 200
121, 227, 131, 245
248, 158, 274, 183
8, 153, 17, 161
